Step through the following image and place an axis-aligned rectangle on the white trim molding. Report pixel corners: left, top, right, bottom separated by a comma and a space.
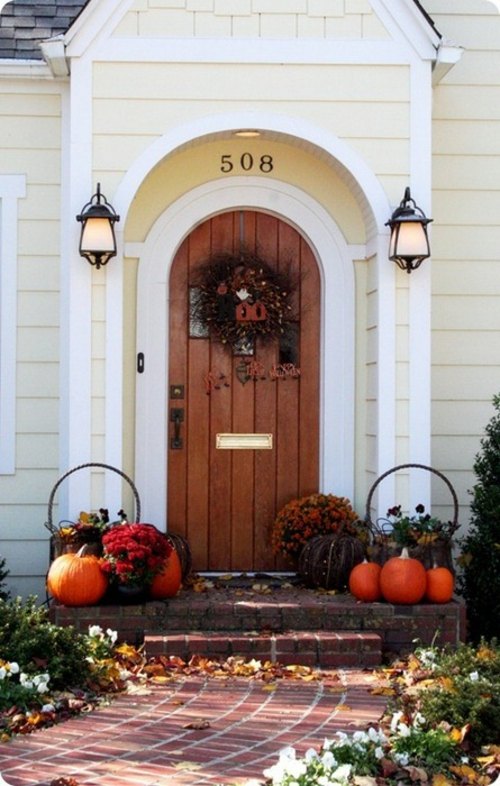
132, 178, 358, 528
0, 174, 26, 474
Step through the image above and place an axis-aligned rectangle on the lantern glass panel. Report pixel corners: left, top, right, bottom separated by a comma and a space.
392, 221, 429, 259
80, 217, 115, 253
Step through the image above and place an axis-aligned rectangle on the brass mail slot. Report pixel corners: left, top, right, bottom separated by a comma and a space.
216, 433, 273, 450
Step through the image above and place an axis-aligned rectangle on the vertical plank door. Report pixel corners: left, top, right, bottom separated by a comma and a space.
167, 211, 320, 571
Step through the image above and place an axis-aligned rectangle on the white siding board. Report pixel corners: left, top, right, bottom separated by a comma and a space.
92, 63, 409, 102
93, 97, 409, 137
17, 363, 59, 398
432, 295, 500, 330
194, 11, 232, 35
434, 120, 500, 155
432, 401, 496, 436
434, 86, 500, 121
17, 292, 59, 326
17, 435, 59, 468
428, 15, 500, 51
433, 155, 500, 190
432, 366, 500, 401
432, 331, 500, 365
18, 259, 59, 291
0, 469, 58, 503
18, 221, 60, 256
18, 327, 59, 362
432, 436, 482, 471
325, 15, 362, 37
432, 229, 500, 262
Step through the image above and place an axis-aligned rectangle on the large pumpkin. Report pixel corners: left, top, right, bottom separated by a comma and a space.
348, 559, 382, 602
149, 549, 182, 599
47, 545, 108, 606
379, 548, 427, 604
425, 564, 454, 603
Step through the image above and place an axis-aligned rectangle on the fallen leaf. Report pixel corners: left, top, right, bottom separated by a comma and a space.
335, 704, 352, 712
370, 686, 396, 696
432, 775, 453, 786
405, 765, 428, 782
450, 764, 479, 781
183, 719, 211, 730
172, 761, 202, 770
262, 683, 277, 692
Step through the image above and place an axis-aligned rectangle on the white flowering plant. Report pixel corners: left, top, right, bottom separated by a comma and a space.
263, 713, 465, 786
264, 727, 390, 786
0, 660, 50, 711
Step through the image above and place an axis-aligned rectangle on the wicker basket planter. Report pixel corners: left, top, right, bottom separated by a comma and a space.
365, 463, 458, 572
44, 462, 141, 562
298, 533, 365, 590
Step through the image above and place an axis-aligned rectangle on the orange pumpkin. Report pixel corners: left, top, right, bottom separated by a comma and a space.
47, 545, 108, 606
379, 547, 427, 604
348, 559, 382, 602
425, 564, 454, 603
149, 549, 182, 599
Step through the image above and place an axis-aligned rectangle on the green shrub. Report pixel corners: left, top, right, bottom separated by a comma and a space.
0, 596, 92, 689
415, 641, 500, 750
458, 393, 500, 642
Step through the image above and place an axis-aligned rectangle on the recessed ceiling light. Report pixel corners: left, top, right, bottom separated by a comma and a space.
234, 130, 261, 138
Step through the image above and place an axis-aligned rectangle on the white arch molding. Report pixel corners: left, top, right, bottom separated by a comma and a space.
132, 177, 357, 528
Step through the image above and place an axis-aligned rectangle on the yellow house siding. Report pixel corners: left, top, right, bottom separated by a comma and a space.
117, 0, 387, 39
426, 2, 500, 521
0, 81, 62, 596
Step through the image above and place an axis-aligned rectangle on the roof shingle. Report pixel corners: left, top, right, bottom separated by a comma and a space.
0, 0, 87, 60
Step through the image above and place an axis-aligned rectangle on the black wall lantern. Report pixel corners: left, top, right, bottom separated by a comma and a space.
76, 183, 120, 269
386, 187, 432, 273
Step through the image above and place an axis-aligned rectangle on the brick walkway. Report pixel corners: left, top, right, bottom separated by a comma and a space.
0, 669, 387, 786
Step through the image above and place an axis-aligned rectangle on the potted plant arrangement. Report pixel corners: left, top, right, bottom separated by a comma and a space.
100, 522, 172, 602
271, 493, 364, 562
369, 503, 458, 571
50, 508, 125, 559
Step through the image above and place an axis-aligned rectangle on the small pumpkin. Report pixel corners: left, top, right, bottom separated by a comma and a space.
348, 559, 382, 602
425, 564, 454, 603
149, 548, 182, 599
379, 547, 427, 604
47, 545, 108, 606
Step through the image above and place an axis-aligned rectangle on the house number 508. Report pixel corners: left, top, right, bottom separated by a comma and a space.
220, 154, 274, 173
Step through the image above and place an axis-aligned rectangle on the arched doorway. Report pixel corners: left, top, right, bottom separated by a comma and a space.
167, 210, 320, 571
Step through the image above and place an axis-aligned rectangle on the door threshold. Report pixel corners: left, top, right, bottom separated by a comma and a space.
197, 571, 302, 589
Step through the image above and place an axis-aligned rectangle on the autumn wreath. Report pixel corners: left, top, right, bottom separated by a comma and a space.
192, 250, 295, 349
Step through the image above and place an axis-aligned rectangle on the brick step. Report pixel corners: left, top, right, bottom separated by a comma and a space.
143, 631, 382, 668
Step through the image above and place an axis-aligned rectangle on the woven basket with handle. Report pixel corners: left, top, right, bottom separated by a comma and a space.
365, 463, 459, 572
44, 462, 141, 561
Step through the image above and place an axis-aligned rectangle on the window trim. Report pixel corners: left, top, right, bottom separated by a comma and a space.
0, 175, 26, 474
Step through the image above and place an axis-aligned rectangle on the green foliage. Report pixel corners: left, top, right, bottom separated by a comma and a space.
415, 640, 500, 750
458, 393, 500, 642
0, 664, 50, 712
0, 596, 92, 689
0, 555, 10, 601
391, 726, 460, 774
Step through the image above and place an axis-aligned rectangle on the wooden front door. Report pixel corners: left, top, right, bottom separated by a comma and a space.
167, 211, 320, 571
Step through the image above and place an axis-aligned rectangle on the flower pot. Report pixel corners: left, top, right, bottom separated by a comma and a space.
114, 584, 149, 604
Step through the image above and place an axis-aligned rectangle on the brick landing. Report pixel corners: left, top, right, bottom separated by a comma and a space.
50, 584, 466, 666
0, 669, 389, 786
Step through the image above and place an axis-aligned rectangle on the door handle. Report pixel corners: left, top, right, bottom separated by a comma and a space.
170, 408, 184, 449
